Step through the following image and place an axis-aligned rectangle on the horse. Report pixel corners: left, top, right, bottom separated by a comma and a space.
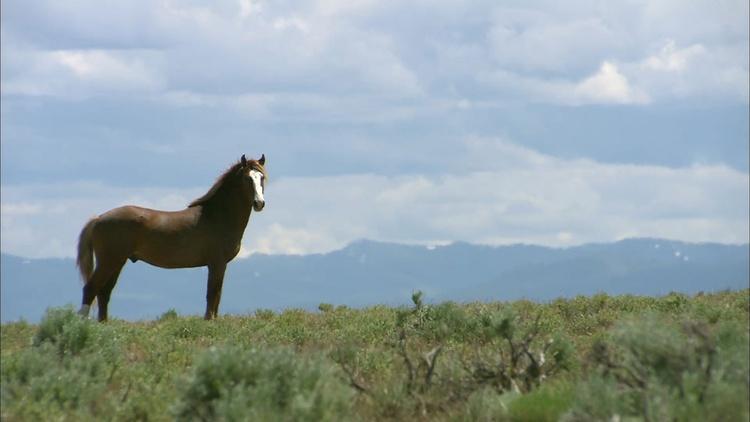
76, 154, 267, 321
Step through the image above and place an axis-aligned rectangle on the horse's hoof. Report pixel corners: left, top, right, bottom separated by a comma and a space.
78, 304, 91, 318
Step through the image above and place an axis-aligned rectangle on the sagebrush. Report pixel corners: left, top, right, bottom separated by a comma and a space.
2, 289, 748, 421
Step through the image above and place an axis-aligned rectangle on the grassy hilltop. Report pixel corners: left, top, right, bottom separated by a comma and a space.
2, 290, 749, 421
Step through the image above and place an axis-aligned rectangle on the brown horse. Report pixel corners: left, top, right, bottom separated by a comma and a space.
77, 154, 267, 321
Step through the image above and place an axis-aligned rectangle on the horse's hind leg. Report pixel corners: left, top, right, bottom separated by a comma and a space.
96, 260, 126, 322
80, 257, 123, 318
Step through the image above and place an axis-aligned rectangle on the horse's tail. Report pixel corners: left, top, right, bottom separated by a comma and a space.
77, 218, 97, 283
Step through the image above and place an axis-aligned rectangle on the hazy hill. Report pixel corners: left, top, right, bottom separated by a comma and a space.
2, 238, 747, 322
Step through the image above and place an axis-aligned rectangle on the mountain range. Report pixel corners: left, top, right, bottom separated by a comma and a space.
1, 238, 748, 322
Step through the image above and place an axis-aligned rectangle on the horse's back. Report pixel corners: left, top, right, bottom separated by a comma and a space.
98, 205, 199, 229
94, 205, 208, 268
97, 205, 147, 225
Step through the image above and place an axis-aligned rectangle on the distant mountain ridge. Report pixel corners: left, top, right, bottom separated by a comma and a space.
2, 238, 748, 322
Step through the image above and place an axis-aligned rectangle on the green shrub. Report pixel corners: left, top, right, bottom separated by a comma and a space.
159, 308, 179, 321
460, 382, 575, 422
1, 290, 747, 421
566, 313, 750, 421
168, 317, 217, 339
1, 347, 116, 419
254, 308, 276, 320
560, 375, 627, 422
659, 292, 690, 313
318, 303, 334, 313
421, 301, 482, 343
507, 381, 574, 422
33, 306, 95, 356
463, 387, 518, 421
465, 308, 574, 394
174, 346, 353, 421
2, 308, 123, 420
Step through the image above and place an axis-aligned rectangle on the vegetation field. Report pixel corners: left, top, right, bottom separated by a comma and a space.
2, 289, 748, 421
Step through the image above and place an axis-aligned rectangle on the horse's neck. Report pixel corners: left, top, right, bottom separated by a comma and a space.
205, 186, 252, 232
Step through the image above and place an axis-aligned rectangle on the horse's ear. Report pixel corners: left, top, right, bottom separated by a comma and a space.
259, 154, 265, 165
241, 154, 247, 167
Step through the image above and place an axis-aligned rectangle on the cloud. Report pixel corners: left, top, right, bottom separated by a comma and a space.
2, 0, 422, 104
0, 2, 747, 259
480, 60, 649, 105
572, 62, 649, 104
3, 140, 745, 258
249, 223, 343, 255
1, 182, 202, 258
631, 40, 749, 102
0, 203, 42, 216
238, 140, 750, 254
487, 13, 618, 74
642, 41, 706, 72
2, 1, 746, 109
1, 47, 165, 98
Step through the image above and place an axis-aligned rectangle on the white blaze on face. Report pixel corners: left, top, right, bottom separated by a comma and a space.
249, 169, 265, 210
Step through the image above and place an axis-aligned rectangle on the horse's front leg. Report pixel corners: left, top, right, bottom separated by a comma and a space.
204, 262, 227, 320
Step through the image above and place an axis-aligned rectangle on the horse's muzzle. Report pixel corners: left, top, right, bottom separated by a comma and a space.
253, 201, 265, 212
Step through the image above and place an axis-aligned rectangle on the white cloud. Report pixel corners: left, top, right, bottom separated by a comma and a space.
238, 0, 261, 19
487, 14, 617, 73
314, 0, 381, 17
243, 144, 748, 254
272, 17, 310, 32
0, 182, 202, 258
642, 40, 706, 72
249, 223, 342, 255
630, 40, 749, 102
0, 2, 747, 260
481, 61, 649, 105
557, 231, 574, 243
0, 203, 42, 216
573, 61, 650, 104
6, 139, 745, 258
2, 48, 165, 98
2, 1, 746, 110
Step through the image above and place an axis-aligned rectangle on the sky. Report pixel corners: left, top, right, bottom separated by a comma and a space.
1, 0, 748, 259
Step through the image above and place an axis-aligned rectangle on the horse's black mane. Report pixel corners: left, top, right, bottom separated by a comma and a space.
188, 162, 242, 208
188, 160, 265, 208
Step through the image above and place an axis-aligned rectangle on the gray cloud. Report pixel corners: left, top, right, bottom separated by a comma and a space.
2, 0, 747, 107
2, 1, 747, 258
248, 142, 749, 254
3, 140, 747, 258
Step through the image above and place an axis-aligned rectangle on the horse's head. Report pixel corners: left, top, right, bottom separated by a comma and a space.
241, 154, 267, 212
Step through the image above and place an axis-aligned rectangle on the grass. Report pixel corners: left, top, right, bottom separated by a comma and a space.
1, 289, 748, 421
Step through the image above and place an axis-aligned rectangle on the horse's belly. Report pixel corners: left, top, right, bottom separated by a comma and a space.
133, 237, 207, 269
138, 255, 205, 269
